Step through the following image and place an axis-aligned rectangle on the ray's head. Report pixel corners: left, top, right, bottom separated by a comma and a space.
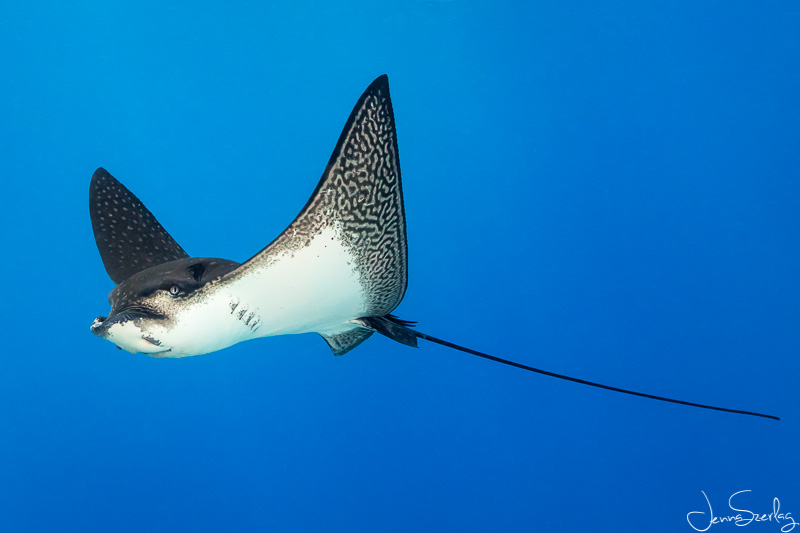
90, 257, 238, 356
89, 168, 240, 356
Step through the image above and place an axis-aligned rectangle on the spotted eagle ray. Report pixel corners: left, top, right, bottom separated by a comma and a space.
89, 75, 777, 421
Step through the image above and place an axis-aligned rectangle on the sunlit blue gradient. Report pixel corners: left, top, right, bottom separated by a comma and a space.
1, 2, 797, 531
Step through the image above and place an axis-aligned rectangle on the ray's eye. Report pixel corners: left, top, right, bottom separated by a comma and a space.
169, 285, 181, 296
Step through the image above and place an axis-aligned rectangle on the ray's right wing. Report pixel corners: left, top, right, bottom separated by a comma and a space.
237, 74, 408, 317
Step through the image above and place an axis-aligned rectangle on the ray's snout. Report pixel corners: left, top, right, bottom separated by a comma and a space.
91, 316, 108, 337
89, 311, 172, 355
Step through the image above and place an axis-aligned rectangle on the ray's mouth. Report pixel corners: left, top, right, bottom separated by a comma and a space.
113, 305, 166, 320
90, 306, 165, 335
90, 309, 172, 356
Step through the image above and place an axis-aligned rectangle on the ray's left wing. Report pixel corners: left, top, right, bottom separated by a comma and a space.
89, 168, 189, 284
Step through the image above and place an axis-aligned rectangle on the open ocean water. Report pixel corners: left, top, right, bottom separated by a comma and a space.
1, 2, 798, 532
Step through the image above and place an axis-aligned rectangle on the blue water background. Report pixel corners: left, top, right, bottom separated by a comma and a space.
1, 2, 798, 531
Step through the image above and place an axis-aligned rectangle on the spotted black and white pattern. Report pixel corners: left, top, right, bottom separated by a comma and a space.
240, 75, 408, 317
90, 168, 189, 285
89, 76, 409, 358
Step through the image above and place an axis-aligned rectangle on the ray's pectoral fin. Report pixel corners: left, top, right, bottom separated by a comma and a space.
231, 74, 408, 324
89, 168, 189, 284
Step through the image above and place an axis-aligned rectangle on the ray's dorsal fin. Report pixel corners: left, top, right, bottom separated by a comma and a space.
89, 168, 189, 284
234, 74, 408, 317
357, 316, 780, 421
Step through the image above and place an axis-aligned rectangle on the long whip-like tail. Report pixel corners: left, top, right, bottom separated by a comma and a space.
357, 315, 779, 421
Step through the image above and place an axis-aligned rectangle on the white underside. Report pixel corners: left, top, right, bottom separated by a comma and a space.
105, 320, 168, 355
148, 226, 366, 357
